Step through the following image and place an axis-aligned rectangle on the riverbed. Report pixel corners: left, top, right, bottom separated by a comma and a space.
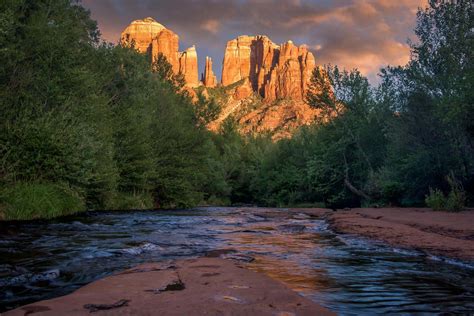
1, 207, 473, 314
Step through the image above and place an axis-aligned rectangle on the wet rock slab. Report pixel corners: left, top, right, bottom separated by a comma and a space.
277, 224, 307, 234
4, 258, 334, 315
328, 208, 474, 261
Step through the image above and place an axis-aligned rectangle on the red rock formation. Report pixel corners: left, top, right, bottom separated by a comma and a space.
202, 56, 217, 88
121, 20, 324, 138
239, 100, 321, 140
233, 78, 253, 100
121, 18, 199, 87
222, 36, 252, 86
179, 46, 199, 87
299, 46, 316, 94
120, 17, 166, 54
151, 29, 180, 74
221, 35, 279, 92
221, 36, 316, 103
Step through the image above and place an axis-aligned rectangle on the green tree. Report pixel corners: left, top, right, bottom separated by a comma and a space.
380, 0, 473, 205
305, 66, 388, 207
0, 0, 117, 211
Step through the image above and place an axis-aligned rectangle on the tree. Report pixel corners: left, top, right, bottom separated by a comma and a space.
380, 0, 474, 205
306, 66, 388, 206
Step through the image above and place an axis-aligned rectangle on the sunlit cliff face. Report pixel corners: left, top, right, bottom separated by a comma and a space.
82, 0, 426, 83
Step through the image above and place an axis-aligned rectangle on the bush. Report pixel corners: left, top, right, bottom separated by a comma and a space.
445, 174, 466, 212
107, 192, 154, 210
425, 174, 466, 212
0, 182, 85, 220
425, 188, 446, 211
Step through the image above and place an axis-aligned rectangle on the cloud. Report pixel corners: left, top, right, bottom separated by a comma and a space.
81, 0, 427, 83
201, 20, 220, 34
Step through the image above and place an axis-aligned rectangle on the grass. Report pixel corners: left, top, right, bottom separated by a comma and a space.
0, 182, 86, 220
107, 191, 154, 210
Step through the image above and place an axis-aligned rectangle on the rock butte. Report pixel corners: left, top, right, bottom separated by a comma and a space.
222, 35, 316, 103
121, 17, 199, 87
121, 18, 322, 138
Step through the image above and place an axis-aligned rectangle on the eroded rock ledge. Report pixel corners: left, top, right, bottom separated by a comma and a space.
327, 208, 474, 262
5, 257, 334, 315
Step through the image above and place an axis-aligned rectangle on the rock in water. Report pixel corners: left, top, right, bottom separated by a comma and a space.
0, 269, 60, 287
277, 224, 307, 233
120, 242, 163, 256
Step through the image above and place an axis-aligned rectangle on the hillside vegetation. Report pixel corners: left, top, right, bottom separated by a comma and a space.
0, 0, 472, 219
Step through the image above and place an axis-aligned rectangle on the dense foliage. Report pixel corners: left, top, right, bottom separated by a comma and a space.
0, 0, 471, 219
232, 0, 473, 210
0, 0, 227, 219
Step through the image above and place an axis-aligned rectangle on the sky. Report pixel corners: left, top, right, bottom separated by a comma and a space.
81, 0, 427, 83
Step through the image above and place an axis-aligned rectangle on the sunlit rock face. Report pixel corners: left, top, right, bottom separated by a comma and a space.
202, 56, 217, 88
239, 100, 321, 140
179, 46, 199, 87
120, 17, 166, 54
217, 35, 321, 139
151, 28, 180, 74
233, 77, 253, 100
221, 36, 316, 103
121, 17, 199, 87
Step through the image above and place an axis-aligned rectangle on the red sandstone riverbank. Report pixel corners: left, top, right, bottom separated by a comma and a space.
327, 208, 474, 262
205, 206, 474, 262
4, 257, 334, 316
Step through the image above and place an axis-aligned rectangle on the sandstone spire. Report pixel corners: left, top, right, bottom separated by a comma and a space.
203, 56, 217, 88
179, 46, 199, 87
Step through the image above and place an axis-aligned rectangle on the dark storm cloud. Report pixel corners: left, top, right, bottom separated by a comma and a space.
81, 0, 426, 83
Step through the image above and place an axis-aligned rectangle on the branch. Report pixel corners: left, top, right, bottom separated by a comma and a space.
343, 153, 371, 200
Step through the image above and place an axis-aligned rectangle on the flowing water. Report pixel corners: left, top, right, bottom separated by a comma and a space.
0, 207, 473, 314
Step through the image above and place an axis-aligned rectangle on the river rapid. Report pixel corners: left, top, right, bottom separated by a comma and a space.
0, 207, 473, 314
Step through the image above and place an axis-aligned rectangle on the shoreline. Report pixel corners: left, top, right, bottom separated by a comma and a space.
4, 257, 334, 316
326, 208, 474, 262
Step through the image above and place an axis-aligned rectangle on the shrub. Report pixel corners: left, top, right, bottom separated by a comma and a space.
107, 192, 154, 210
425, 188, 446, 211
0, 182, 85, 220
445, 174, 466, 212
425, 174, 466, 212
